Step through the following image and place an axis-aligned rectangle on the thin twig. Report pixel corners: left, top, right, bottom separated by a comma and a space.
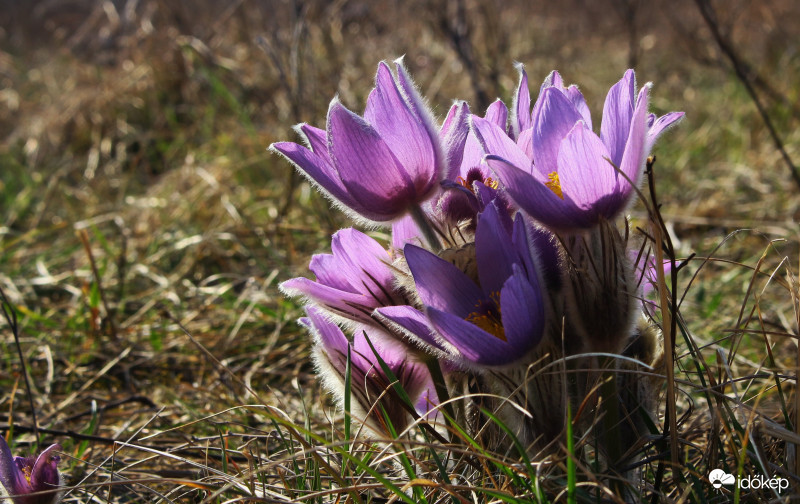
0, 286, 39, 446
693, 0, 800, 191
644, 157, 681, 478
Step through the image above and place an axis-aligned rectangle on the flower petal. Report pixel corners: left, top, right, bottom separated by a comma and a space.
539, 69, 564, 91
647, 111, 685, 150
427, 307, 516, 366
297, 123, 333, 166
309, 254, 353, 291
516, 127, 534, 161
557, 121, 621, 212
618, 84, 650, 186
531, 87, 584, 175
330, 229, 396, 302
392, 214, 425, 249
374, 305, 444, 350
513, 214, 561, 290
471, 115, 532, 173
440, 101, 471, 180
352, 328, 437, 425
280, 277, 377, 322
0, 437, 28, 495
486, 155, 594, 229
364, 62, 438, 190
328, 101, 416, 218
475, 202, 518, 295
394, 59, 441, 152
600, 69, 636, 166
512, 63, 531, 138
499, 265, 545, 355
565, 85, 592, 129
404, 244, 483, 317
457, 130, 486, 177
269, 139, 359, 211
484, 99, 509, 132
30, 444, 61, 491
540, 71, 592, 128
306, 307, 348, 365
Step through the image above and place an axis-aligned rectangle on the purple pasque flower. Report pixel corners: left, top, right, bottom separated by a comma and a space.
303, 307, 439, 433
280, 228, 403, 326
390, 99, 472, 249
379, 201, 548, 368
437, 99, 513, 230
484, 68, 684, 231
270, 60, 443, 224
0, 438, 62, 504
392, 99, 513, 248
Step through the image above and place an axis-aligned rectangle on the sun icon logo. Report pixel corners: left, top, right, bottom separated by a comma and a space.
709, 469, 736, 489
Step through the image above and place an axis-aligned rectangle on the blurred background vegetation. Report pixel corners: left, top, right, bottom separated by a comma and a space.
1, 0, 799, 500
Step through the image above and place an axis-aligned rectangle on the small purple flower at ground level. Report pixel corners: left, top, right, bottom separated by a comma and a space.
303, 308, 439, 433
631, 250, 678, 311
270, 60, 443, 224
0, 438, 62, 504
485, 69, 684, 231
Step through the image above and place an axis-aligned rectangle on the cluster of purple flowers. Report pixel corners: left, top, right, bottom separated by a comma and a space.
273, 59, 682, 441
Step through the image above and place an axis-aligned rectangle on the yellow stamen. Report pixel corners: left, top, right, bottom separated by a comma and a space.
456, 175, 499, 191
546, 171, 564, 199
22, 465, 32, 483
464, 292, 506, 341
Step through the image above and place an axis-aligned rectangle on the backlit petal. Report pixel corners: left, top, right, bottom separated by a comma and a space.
600, 69, 636, 166
328, 101, 416, 218
531, 87, 584, 175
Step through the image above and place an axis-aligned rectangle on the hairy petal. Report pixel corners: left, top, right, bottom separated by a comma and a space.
531, 87, 584, 175
647, 111, 685, 151
600, 69, 636, 166
328, 101, 416, 218
618, 84, 650, 186
499, 265, 545, 356
556, 121, 619, 209
484, 99, 509, 131
487, 155, 594, 229
374, 305, 444, 350
269, 139, 360, 212
475, 202, 519, 295
427, 307, 516, 366
471, 115, 533, 173
0, 437, 28, 495
440, 101, 471, 180
512, 63, 532, 138
404, 244, 483, 317
364, 62, 437, 188
30, 444, 61, 492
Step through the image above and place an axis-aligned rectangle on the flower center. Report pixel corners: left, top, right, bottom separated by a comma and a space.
22, 464, 32, 484
464, 292, 506, 341
456, 167, 499, 193
546, 171, 564, 199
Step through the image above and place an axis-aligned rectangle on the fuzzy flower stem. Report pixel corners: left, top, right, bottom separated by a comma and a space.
409, 204, 442, 252
600, 357, 623, 492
